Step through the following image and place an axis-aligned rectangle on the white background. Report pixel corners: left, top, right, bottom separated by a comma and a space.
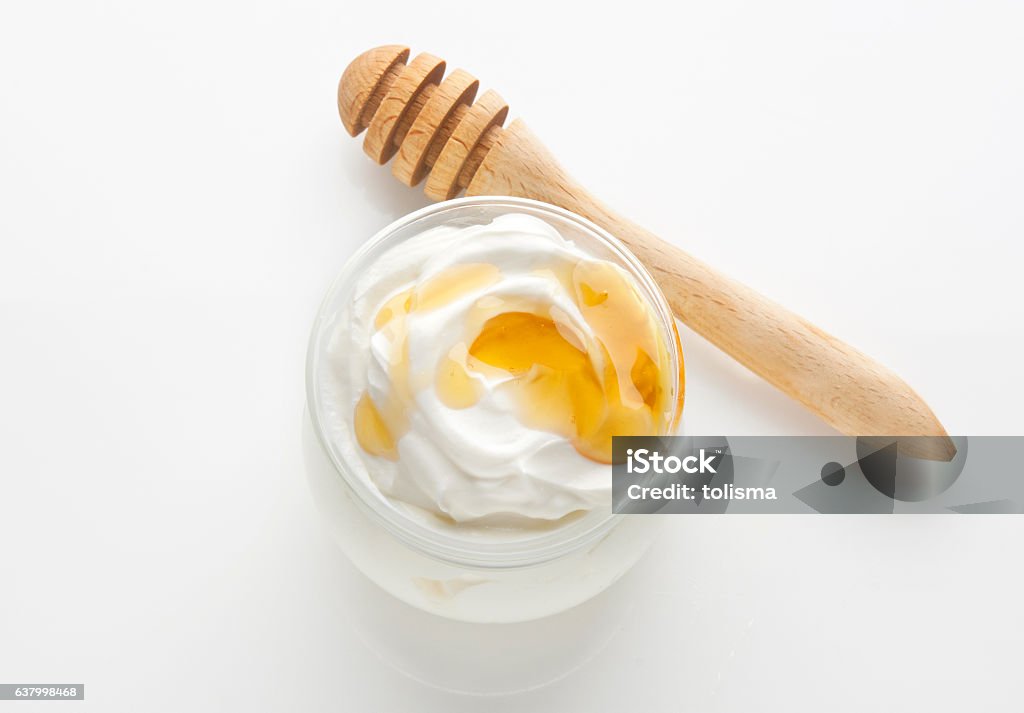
2, 0, 1023, 710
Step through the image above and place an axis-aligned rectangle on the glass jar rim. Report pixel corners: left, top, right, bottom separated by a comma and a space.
305, 196, 683, 569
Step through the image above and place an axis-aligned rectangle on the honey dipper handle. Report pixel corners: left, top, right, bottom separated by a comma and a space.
470, 121, 954, 458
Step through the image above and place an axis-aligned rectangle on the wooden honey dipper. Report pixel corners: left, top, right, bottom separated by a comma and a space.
338, 45, 955, 461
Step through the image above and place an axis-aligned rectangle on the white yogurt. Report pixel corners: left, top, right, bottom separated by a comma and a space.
318, 213, 673, 533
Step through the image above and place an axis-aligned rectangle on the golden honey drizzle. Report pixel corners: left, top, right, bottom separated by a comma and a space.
354, 258, 680, 464
415, 262, 501, 312
435, 343, 483, 409
353, 392, 398, 460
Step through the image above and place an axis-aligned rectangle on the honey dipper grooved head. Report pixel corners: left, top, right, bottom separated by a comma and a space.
337, 45, 409, 136
338, 45, 510, 200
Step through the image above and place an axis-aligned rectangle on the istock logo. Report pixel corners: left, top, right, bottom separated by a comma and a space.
625, 448, 718, 475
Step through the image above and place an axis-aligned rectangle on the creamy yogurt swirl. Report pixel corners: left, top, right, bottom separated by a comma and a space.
321, 213, 678, 529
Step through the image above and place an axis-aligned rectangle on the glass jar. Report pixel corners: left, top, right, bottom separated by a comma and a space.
304, 197, 684, 623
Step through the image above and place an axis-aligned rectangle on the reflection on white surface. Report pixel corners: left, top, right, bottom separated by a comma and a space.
330, 534, 645, 695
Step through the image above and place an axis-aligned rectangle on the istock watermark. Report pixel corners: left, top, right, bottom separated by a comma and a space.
625, 447, 719, 475
612, 435, 1024, 515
